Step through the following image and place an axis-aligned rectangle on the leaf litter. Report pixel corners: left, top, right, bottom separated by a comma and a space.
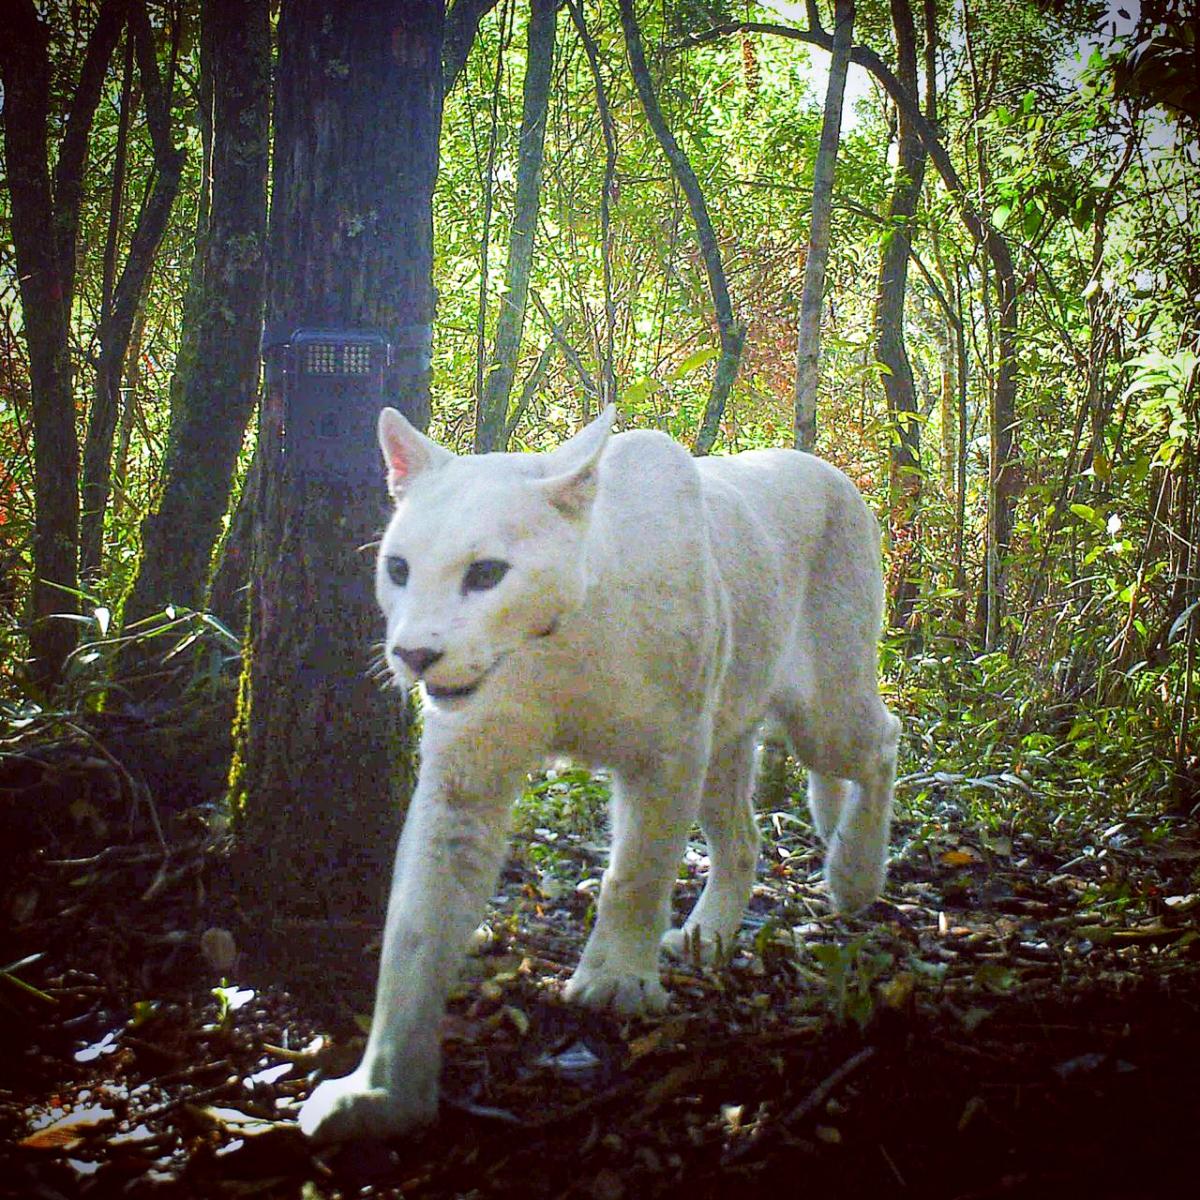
2, 769, 1199, 1199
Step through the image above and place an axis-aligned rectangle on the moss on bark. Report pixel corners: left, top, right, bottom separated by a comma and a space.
234, 0, 442, 929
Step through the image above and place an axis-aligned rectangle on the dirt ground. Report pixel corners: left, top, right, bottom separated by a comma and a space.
3, 741, 1199, 1200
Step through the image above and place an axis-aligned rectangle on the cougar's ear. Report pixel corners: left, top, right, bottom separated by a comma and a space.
538, 405, 616, 520
544, 404, 617, 472
378, 407, 453, 499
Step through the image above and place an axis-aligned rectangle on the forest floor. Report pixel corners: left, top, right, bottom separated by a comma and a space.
3, 736, 1200, 1200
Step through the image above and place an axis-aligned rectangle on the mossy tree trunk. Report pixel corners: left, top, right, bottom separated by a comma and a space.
619, 0, 744, 456
475, 0, 558, 453
793, 0, 854, 454
233, 0, 443, 942
122, 0, 270, 630
206, 451, 258, 634
874, 0, 927, 636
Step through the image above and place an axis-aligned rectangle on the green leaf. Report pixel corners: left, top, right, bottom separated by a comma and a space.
622, 376, 662, 405
669, 347, 720, 380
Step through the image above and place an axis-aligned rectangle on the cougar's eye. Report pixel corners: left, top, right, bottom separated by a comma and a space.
385, 555, 409, 587
462, 559, 509, 593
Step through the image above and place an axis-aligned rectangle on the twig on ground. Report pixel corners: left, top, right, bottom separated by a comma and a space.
135, 1078, 238, 1124
725, 1044, 876, 1163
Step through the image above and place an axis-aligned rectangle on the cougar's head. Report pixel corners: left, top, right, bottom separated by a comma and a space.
375, 405, 614, 709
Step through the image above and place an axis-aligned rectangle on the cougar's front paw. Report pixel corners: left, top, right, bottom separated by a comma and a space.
298, 1069, 437, 1144
824, 835, 887, 914
563, 961, 668, 1015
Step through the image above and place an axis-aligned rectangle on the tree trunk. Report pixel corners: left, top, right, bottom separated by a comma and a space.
233, 0, 443, 951
619, 0, 744, 455
99, 32, 135, 340
874, 0, 926, 634
471, 8, 508, 425
123, 0, 270, 627
984, 221, 1020, 649
111, 305, 148, 522
206, 451, 257, 634
937, 331, 955, 496
80, 1, 186, 587
0, 0, 126, 692
953, 308, 969, 630
475, 0, 558, 452
960, 4, 1020, 649
794, 0, 854, 453
567, 0, 619, 408
444, 0, 502, 92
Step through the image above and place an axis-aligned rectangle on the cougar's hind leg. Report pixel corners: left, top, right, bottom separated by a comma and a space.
807, 771, 851, 845
771, 691, 846, 844
819, 699, 900, 914
775, 688, 899, 914
662, 730, 760, 961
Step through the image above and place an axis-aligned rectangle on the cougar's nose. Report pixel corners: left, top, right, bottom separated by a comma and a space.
396, 646, 443, 676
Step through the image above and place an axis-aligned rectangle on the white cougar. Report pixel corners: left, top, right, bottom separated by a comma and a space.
298, 406, 900, 1143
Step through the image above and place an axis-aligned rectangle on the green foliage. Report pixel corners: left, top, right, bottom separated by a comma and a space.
520, 764, 611, 831
65, 602, 239, 709
1126, 347, 1199, 465
0, 586, 239, 725
514, 765, 610, 880
894, 641, 1185, 833
1, 0, 1196, 834
208, 982, 254, 1033
812, 936, 894, 1030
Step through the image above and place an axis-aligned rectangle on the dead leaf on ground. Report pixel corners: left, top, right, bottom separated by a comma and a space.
20, 1105, 116, 1150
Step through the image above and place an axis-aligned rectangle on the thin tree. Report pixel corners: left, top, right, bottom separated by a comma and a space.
123, 0, 270, 630
233, 0, 443, 945
678, 16, 1021, 639
470, 0, 511, 429
566, 0, 618, 409
0, 0, 126, 690
475, 0, 559, 452
619, 0, 745, 456
80, 0, 186, 585
873, 0, 927, 633
794, 0, 854, 453
96, 33, 136, 390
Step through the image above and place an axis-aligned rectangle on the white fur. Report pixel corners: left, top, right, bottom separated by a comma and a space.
298, 407, 900, 1143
